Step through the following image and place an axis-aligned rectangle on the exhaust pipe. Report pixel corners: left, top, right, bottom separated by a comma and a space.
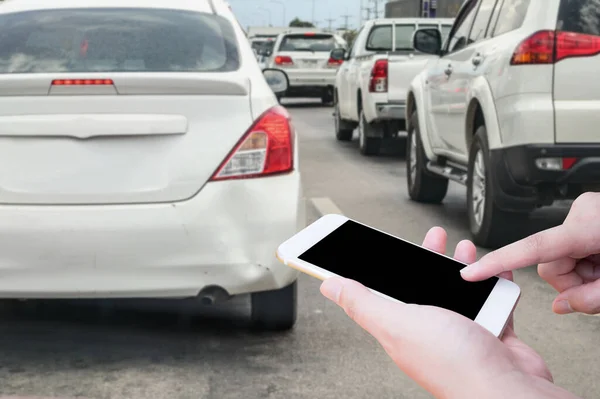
197, 286, 230, 306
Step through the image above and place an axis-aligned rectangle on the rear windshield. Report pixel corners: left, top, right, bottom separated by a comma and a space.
0, 8, 240, 74
367, 24, 451, 51
557, 0, 600, 36
278, 34, 338, 52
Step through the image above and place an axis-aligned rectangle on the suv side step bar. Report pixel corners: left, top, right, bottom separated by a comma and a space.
426, 161, 468, 184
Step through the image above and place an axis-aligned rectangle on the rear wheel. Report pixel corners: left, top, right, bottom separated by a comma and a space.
358, 110, 382, 156
251, 281, 297, 331
467, 126, 527, 248
321, 93, 334, 106
406, 111, 448, 203
334, 101, 355, 141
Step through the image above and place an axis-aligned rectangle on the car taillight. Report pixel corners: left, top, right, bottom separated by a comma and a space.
52, 78, 114, 85
535, 157, 578, 171
210, 106, 294, 181
511, 30, 600, 65
275, 55, 294, 66
327, 58, 343, 66
369, 59, 388, 92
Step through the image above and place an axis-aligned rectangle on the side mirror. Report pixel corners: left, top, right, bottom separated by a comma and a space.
413, 28, 442, 55
329, 48, 347, 62
263, 68, 289, 95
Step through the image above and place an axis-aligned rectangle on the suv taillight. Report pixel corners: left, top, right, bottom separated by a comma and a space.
511, 30, 600, 65
210, 106, 294, 181
369, 59, 388, 92
275, 55, 294, 66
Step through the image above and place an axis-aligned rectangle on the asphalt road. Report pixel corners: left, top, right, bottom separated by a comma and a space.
1, 99, 599, 399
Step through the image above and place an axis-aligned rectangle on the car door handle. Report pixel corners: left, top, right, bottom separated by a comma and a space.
472, 53, 483, 66
444, 64, 453, 76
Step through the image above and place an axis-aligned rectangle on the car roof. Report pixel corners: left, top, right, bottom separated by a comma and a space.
0, 0, 216, 14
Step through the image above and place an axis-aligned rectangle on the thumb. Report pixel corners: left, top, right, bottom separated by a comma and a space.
321, 277, 407, 345
553, 279, 600, 315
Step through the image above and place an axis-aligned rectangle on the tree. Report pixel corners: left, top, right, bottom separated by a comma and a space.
343, 30, 358, 47
289, 17, 314, 28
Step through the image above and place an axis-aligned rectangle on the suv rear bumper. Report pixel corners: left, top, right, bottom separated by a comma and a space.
490, 144, 600, 212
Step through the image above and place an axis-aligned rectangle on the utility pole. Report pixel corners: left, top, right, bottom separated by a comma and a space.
311, 0, 316, 26
362, 6, 372, 21
370, 0, 383, 18
340, 14, 351, 31
325, 17, 336, 32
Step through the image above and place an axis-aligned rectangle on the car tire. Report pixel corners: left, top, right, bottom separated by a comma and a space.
334, 101, 355, 141
358, 110, 382, 156
467, 126, 527, 248
406, 111, 448, 203
250, 280, 297, 331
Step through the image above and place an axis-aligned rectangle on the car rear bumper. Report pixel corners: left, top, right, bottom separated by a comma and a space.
375, 102, 406, 120
0, 172, 302, 299
285, 69, 336, 87
490, 144, 600, 211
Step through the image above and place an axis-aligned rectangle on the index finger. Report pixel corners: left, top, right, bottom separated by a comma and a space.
460, 225, 575, 281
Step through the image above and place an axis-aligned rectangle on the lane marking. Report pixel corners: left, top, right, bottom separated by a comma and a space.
309, 197, 344, 216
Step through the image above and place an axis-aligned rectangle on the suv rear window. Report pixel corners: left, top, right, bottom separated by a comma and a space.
0, 8, 240, 74
278, 34, 338, 52
557, 0, 600, 36
367, 24, 443, 51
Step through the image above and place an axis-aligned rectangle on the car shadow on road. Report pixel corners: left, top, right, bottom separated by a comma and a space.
0, 296, 294, 372
415, 196, 570, 249
281, 100, 332, 109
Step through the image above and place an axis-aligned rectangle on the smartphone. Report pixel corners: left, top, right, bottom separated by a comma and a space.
277, 214, 521, 337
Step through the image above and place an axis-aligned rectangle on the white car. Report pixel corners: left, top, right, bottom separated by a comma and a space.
333, 18, 453, 156
406, 0, 600, 248
0, 0, 302, 331
266, 32, 347, 104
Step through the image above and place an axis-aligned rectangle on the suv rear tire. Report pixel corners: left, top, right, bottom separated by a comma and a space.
358, 110, 382, 156
334, 100, 356, 141
250, 281, 297, 331
406, 111, 449, 203
467, 126, 527, 248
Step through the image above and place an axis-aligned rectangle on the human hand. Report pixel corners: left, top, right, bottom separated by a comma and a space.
461, 192, 600, 315
320, 227, 559, 399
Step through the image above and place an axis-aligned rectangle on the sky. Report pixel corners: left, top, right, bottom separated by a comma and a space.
227, 0, 387, 31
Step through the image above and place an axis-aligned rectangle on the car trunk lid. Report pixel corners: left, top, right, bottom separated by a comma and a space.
0, 74, 252, 205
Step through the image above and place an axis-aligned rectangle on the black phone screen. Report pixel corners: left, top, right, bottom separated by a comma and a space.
298, 220, 498, 320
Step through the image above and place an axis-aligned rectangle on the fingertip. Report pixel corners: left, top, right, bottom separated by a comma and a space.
423, 226, 447, 253
454, 240, 477, 264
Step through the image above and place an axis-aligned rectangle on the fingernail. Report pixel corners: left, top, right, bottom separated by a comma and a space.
321, 278, 344, 303
460, 262, 478, 277
554, 300, 574, 314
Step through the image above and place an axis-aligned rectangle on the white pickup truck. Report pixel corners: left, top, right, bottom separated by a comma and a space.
331, 18, 453, 156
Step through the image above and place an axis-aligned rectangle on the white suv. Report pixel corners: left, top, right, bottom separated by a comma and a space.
0, 0, 302, 331
406, 0, 600, 248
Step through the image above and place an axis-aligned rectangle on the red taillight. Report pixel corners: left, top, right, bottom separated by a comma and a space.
369, 59, 388, 93
275, 55, 294, 66
562, 157, 578, 169
511, 30, 600, 65
210, 106, 294, 181
52, 79, 114, 86
327, 58, 343, 66
556, 31, 600, 61
304, 32, 316, 36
